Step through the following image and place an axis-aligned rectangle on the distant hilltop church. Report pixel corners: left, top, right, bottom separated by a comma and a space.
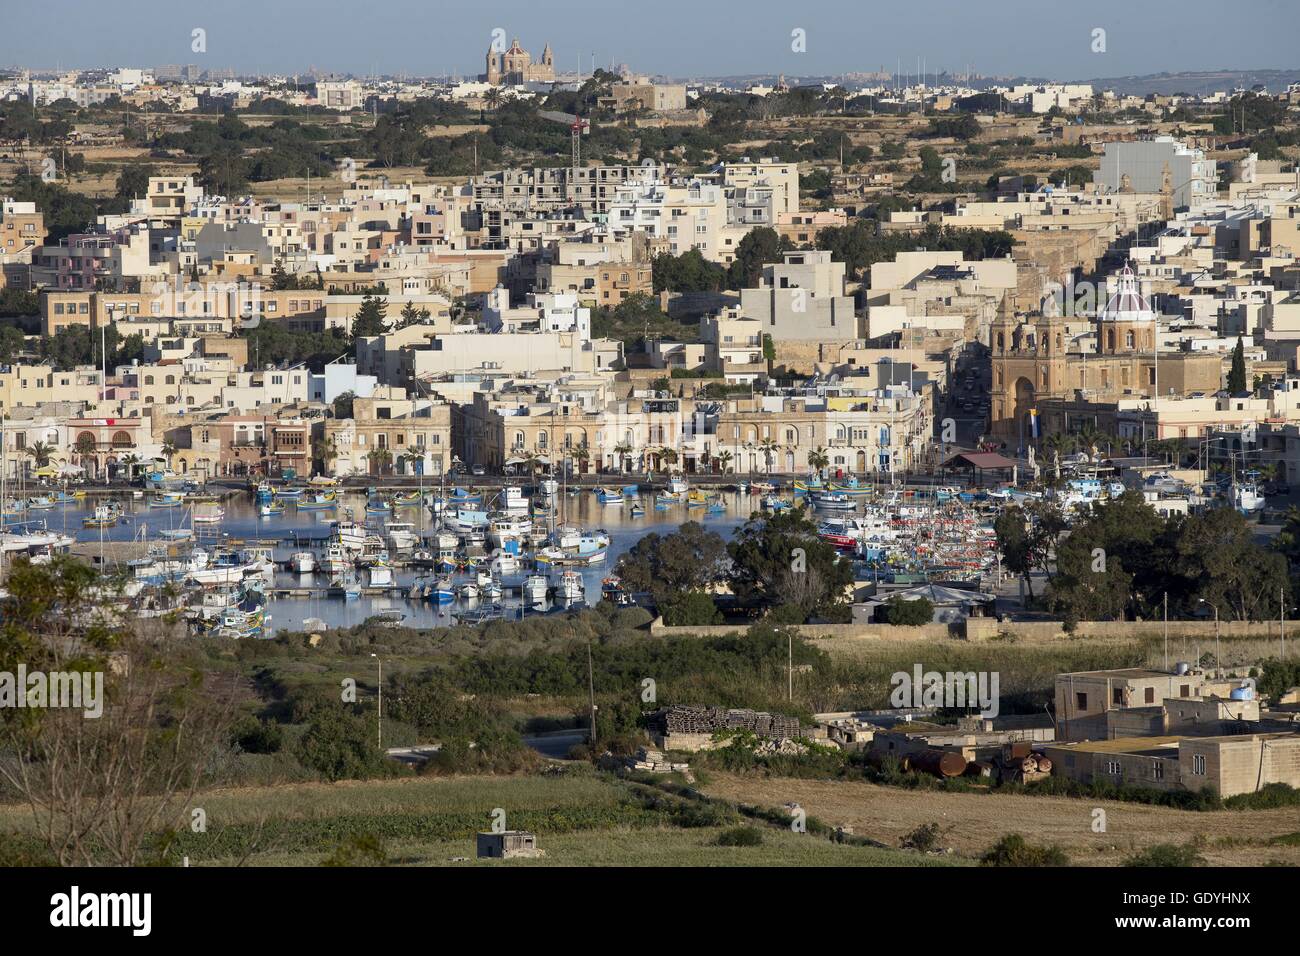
484, 38, 554, 86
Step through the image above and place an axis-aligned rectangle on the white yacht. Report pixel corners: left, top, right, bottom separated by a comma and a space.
291, 551, 317, 574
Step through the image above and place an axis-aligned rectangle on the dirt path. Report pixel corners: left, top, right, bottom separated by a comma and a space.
700, 773, 1300, 866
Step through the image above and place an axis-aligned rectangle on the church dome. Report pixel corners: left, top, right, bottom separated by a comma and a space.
1097, 263, 1154, 323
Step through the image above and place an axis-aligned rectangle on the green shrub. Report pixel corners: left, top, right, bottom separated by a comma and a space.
716, 825, 764, 847
1124, 843, 1204, 867
901, 822, 943, 852
980, 833, 1068, 867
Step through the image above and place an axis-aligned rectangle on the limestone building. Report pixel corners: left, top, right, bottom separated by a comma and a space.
484, 39, 555, 86
990, 264, 1222, 447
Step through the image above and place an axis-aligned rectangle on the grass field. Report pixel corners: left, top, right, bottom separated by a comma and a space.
699, 772, 1300, 867
0, 770, 956, 867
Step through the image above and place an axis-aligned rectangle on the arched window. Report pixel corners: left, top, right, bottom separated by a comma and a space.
111, 430, 132, 448
1126, 330, 1135, 349
144, 375, 154, 385
165, 374, 176, 385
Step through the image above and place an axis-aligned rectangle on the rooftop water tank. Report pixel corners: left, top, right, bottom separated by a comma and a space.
1174, 661, 1192, 675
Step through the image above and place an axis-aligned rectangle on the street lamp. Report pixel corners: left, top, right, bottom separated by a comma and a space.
370, 653, 383, 752
1197, 599, 1220, 669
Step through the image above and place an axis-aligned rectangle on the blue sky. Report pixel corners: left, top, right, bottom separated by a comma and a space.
1, 0, 1294, 80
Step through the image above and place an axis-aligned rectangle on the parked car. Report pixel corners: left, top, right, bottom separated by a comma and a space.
471, 464, 486, 476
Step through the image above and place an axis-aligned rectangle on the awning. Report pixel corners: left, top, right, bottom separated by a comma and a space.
945, 451, 1019, 471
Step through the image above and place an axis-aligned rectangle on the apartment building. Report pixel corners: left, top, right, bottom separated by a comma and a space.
323, 395, 453, 476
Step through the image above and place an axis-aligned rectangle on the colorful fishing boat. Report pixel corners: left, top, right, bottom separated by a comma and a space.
149, 492, 184, 508
296, 491, 338, 511
82, 503, 119, 528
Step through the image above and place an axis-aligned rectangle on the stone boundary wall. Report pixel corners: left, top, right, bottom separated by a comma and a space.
647, 616, 1300, 644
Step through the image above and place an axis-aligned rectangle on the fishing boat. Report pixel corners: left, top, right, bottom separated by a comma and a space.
53, 489, 85, 504
761, 494, 791, 512
685, 489, 708, 508
366, 560, 394, 588
254, 482, 274, 503
551, 568, 584, 602
490, 551, 520, 575
82, 503, 119, 528
482, 580, 503, 601
330, 518, 368, 554
296, 491, 338, 511
537, 478, 559, 498
595, 486, 623, 505
276, 487, 303, 500
667, 476, 689, 496
810, 491, 856, 511
365, 497, 393, 516
291, 551, 317, 574
705, 495, 726, 515
829, 476, 874, 496
498, 486, 530, 513
487, 514, 532, 550
186, 550, 261, 587
448, 487, 483, 505
443, 507, 491, 535
621, 485, 639, 497
159, 528, 193, 542
432, 579, 457, 604
601, 576, 628, 603
735, 482, 749, 495
319, 543, 351, 574
308, 475, 341, 488
523, 574, 549, 606
149, 492, 184, 509
335, 574, 362, 601
1233, 482, 1265, 515
390, 490, 423, 508
26, 495, 55, 511
192, 504, 226, 524
385, 521, 419, 551
258, 500, 285, 517
458, 582, 480, 601
750, 481, 776, 495
629, 502, 646, 517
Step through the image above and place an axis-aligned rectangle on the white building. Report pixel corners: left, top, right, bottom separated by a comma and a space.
1094, 137, 1218, 210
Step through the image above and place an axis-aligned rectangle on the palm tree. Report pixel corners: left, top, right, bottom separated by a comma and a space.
312, 436, 338, 476
400, 448, 424, 478
365, 447, 393, 477
483, 87, 503, 111
73, 434, 98, 476
807, 445, 830, 478
658, 446, 679, 473
1075, 423, 1103, 461
1042, 432, 1075, 480
161, 440, 177, 471
24, 441, 55, 471
613, 442, 633, 474
713, 449, 734, 475
758, 437, 780, 474
573, 440, 591, 475
119, 452, 142, 482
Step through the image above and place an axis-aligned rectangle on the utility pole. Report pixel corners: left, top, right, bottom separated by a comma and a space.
787, 630, 793, 701
371, 653, 382, 751
1163, 591, 1168, 671
586, 642, 597, 746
